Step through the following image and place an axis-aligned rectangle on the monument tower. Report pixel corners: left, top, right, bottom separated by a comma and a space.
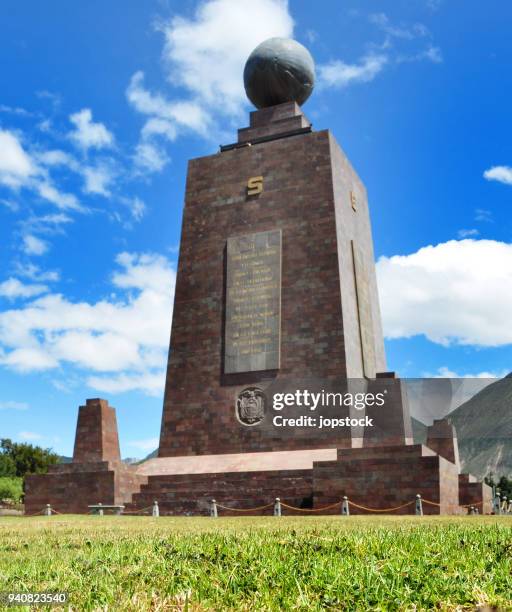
25, 38, 491, 515
158, 37, 392, 457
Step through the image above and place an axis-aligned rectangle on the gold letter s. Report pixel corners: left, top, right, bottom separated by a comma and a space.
247, 176, 263, 196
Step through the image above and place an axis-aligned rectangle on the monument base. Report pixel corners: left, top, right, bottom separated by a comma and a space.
24, 399, 492, 516
125, 443, 491, 516
25, 461, 147, 515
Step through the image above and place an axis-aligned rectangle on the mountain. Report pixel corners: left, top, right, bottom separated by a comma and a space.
411, 417, 428, 444
122, 458, 140, 465
142, 449, 158, 462
447, 373, 512, 479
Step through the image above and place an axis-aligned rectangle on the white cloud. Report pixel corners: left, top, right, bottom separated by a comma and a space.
82, 164, 113, 196
0, 104, 32, 117
38, 147, 114, 198
126, 437, 159, 451
122, 197, 147, 222
484, 165, 512, 186
0, 252, 175, 395
22, 234, 49, 256
3, 348, 58, 372
22, 213, 74, 236
87, 371, 166, 397
112, 252, 173, 292
369, 13, 429, 40
126, 0, 293, 171
396, 45, 443, 64
160, 0, 294, 115
457, 229, 479, 239
475, 208, 493, 222
141, 117, 177, 141
127, 72, 210, 136
0, 400, 28, 411
37, 149, 78, 169
0, 278, 48, 300
318, 54, 388, 88
426, 0, 442, 10
424, 46, 443, 63
68, 108, 114, 150
52, 331, 141, 371
18, 431, 42, 441
126, 72, 209, 173
0, 130, 36, 188
133, 141, 169, 173
36, 180, 82, 211
377, 239, 512, 347
14, 262, 60, 283
0, 198, 19, 212
318, 13, 441, 90
433, 367, 508, 379
38, 119, 52, 133
0, 132, 83, 211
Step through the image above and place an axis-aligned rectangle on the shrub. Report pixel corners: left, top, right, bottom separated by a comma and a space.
0, 476, 23, 503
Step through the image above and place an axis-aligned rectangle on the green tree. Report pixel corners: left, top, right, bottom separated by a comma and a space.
0, 477, 23, 503
0, 453, 16, 477
0, 439, 59, 477
485, 473, 512, 498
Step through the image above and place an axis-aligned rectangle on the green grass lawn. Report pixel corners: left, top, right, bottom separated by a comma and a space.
0, 515, 511, 611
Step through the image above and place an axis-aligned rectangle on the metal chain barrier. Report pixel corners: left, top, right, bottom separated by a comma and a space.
280, 501, 342, 513
348, 500, 415, 513
122, 506, 154, 515
22, 508, 47, 517
21, 496, 495, 517
422, 498, 479, 509
215, 502, 274, 513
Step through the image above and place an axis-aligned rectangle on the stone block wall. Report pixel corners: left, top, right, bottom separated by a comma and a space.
459, 473, 493, 514
24, 461, 147, 515
126, 469, 313, 516
312, 445, 462, 515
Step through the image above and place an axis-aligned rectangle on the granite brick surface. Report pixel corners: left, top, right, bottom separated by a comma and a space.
312, 445, 463, 515
459, 473, 493, 514
159, 103, 388, 457
73, 398, 121, 463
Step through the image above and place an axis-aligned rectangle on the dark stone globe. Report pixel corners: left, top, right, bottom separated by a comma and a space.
243, 37, 315, 109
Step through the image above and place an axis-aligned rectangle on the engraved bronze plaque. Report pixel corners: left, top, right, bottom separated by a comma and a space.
352, 240, 376, 378
225, 229, 281, 373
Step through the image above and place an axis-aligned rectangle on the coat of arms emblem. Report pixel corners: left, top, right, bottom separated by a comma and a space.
236, 387, 265, 426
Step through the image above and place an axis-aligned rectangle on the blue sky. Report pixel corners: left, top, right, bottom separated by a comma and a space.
1, 0, 511, 458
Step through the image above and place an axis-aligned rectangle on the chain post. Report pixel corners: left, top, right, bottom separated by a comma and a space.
415, 494, 423, 516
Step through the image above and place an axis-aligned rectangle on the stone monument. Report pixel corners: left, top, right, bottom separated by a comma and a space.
24, 38, 491, 516
25, 399, 146, 514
